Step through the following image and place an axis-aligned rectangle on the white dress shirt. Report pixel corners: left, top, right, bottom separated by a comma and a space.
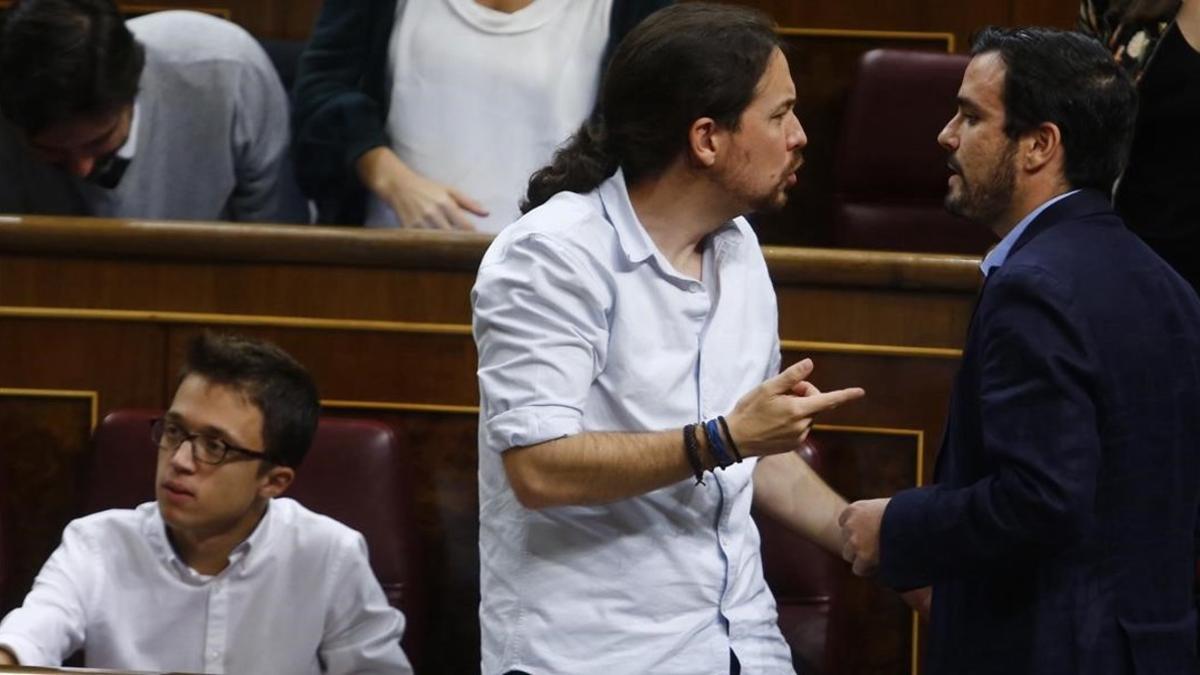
366, 0, 611, 232
473, 170, 795, 674
0, 498, 411, 674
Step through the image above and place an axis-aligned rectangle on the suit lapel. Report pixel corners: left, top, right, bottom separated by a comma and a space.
933, 189, 1114, 482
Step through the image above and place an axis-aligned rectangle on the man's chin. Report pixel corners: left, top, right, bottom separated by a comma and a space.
750, 189, 791, 215
157, 497, 193, 526
944, 194, 967, 219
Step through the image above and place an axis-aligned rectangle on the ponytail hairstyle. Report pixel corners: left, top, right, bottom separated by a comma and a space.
522, 3, 780, 212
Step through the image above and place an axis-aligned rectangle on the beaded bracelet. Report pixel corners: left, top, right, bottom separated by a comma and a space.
682, 423, 706, 485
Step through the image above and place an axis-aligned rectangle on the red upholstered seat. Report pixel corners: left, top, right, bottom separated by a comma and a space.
755, 440, 841, 674
832, 48, 996, 254
86, 409, 426, 667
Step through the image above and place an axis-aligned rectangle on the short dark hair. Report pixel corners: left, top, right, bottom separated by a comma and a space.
0, 0, 144, 135
178, 332, 320, 469
971, 26, 1137, 192
522, 3, 780, 211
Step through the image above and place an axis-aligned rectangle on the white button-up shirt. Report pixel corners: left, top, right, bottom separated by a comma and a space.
0, 498, 411, 674
473, 170, 794, 674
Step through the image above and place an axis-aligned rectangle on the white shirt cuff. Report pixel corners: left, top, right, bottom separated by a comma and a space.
484, 405, 582, 452
0, 633, 50, 666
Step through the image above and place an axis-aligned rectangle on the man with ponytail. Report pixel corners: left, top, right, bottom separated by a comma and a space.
473, 4, 867, 673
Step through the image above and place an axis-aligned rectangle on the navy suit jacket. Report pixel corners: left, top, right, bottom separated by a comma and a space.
880, 189, 1200, 675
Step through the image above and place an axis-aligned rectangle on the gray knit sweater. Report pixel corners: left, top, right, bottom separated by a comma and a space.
0, 10, 307, 224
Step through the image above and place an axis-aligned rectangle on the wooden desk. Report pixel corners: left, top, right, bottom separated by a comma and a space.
0, 662, 196, 667
0, 216, 981, 674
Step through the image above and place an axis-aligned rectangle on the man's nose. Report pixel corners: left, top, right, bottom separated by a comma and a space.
169, 438, 197, 471
789, 113, 808, 150
937, 119, 957, 151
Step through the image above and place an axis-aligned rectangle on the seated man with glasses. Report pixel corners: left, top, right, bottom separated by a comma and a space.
0, 332, 412, 674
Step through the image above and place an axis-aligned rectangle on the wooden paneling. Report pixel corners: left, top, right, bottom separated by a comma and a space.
0, 392, 95, 609
818, 428, 923, 675
0, 216, 982, 674
0, 322, 166, 609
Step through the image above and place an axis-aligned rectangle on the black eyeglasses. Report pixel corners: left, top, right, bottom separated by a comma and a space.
150, 418, 271, 465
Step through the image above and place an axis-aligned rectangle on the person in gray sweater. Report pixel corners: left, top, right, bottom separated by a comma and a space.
0, 0, 307, 223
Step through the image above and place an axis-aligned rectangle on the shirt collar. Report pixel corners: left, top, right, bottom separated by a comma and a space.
115, 100, 141, 161
597, 168, 744, 277
980, 189, 1079, 277
143, 498, 275, 582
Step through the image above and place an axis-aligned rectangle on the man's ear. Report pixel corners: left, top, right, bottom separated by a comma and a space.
258, 465, 295, 499
688, 116, 723, 168
1022, 121, 1062, 174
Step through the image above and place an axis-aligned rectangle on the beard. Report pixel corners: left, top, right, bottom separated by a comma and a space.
944, 141, 1017, 225
731, 154, 804, 215
748, 180, 791, 213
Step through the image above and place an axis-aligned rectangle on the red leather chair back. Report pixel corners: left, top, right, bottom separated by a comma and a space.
831, 48, 996, 254
755, 439, 841, 674
86, 409, 426, 667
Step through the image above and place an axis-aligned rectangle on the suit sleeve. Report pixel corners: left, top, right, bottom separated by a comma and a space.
878, 265, 1100, 590
291, 0, 392, 206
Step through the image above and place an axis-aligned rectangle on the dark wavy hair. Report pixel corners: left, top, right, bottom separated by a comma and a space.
971, 26, 1137, 192
0, 0, 144, 134
522, 3, 780, 212
177, 332, 320, 469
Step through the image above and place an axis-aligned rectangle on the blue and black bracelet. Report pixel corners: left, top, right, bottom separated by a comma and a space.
716, 415, 743, 462
703, 418, 735, 468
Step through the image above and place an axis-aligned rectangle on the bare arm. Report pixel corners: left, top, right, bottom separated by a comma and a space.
751, 451, 847, 555
504, 359, 865, 509
0, 647, 16, 665
504, 429, 693, 508
355, 147, 487, 230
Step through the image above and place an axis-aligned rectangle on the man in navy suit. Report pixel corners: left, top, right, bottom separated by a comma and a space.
838, 26, 1200, 674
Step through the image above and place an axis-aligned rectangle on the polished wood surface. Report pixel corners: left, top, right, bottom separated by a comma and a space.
0, 216, 981, 673
0, 662, 199, 667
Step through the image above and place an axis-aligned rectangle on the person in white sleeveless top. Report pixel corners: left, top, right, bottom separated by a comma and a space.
293, 0, 670, 229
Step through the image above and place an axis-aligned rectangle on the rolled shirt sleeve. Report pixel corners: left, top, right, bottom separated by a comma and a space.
473, 232, 613, 453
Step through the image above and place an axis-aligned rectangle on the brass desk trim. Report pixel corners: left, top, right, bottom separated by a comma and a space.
777, 26, 956, 53
1, 307, 963, 359
0, 387, 100, 430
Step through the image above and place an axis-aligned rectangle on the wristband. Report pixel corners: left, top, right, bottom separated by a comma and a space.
704, 418, 734, 468
716, 415, 743, 462
682, 423, 706, 485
